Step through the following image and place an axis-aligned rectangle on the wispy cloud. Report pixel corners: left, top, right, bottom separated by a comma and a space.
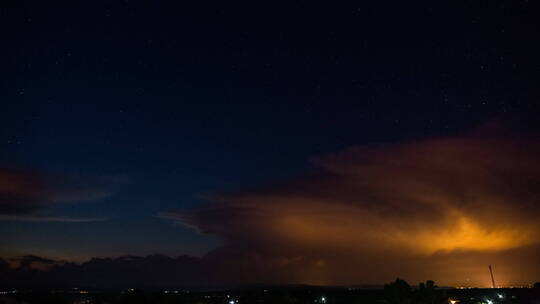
157, 212, 202, 231
0, 215, 107, 222
0, 168, 120, 220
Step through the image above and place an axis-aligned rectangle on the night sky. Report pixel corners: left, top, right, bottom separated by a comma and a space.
1, 1, 540, 287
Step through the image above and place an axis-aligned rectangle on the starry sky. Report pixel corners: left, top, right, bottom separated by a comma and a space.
1, 1, 540, 287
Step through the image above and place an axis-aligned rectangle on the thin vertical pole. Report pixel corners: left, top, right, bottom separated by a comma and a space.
489, 265, 496, 288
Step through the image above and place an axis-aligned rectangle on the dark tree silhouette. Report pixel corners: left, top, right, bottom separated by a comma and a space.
383, 278, 446, 304
383, 278, 412, 304
416, 280, 445, 304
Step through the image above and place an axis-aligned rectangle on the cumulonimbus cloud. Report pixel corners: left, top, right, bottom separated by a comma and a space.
163, 129, 540, 286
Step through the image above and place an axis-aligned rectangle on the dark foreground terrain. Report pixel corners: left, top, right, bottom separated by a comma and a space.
2, 284, 540, 304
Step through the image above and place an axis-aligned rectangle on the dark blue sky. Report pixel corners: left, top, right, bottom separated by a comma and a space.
1, 1, 538, 261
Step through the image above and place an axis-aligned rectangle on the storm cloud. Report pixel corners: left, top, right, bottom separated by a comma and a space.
3, 131, 539, 288
163, 130, 540, 286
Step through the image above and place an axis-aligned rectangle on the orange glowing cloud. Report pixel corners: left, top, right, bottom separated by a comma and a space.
163, 129, 540, 286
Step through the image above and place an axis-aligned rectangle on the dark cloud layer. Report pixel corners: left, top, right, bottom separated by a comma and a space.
0, 169, 47, 215
0, 169, 113, 221
0, 255, 204, 289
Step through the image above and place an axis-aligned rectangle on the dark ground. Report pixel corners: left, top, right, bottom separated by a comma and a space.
2, 286, 540, 304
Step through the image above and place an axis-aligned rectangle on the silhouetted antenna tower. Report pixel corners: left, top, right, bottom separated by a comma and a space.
489, 265, 496, 288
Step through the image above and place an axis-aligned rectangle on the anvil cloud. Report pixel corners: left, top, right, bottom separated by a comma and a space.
165, 131, 540, 286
